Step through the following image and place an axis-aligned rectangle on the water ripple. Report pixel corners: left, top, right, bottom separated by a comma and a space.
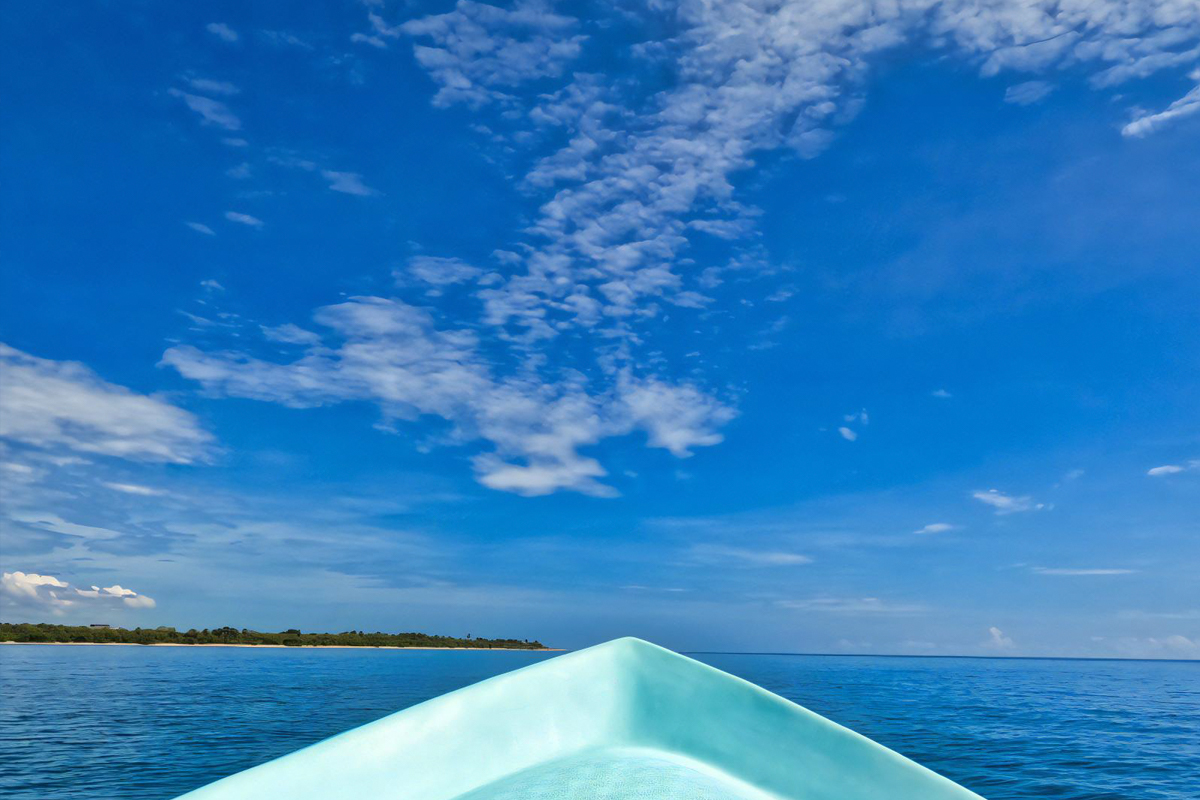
0, 646, 1195, 799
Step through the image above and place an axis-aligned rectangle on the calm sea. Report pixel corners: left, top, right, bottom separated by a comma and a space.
0, 645, 1196, 799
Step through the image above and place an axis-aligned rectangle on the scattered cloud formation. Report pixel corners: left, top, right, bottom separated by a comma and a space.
162, 297, 733, 496
2, 0, 1198, 657
972, 489, 1043, 514
378, 0, 1200, 348
1, 571, 155, 613
205, 22, 238, 43
396, 0, 587, 107
168, 89, 241, 131
0, 344, 213, 464
224, 211, 264, 227
1004, 81, 1054, 105
218, 0, 1200, 500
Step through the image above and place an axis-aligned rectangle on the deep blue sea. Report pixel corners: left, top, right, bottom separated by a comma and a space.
0, 645, 1196, 799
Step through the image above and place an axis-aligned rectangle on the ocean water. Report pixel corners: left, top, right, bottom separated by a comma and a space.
0, 645, 1196, 799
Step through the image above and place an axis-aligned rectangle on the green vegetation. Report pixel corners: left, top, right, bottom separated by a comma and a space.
0, 622, 548, 649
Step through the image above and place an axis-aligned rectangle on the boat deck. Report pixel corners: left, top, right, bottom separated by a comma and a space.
454, 747, 779, 800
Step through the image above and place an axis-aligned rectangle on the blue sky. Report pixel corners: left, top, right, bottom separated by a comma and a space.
1, 0, 1197, 657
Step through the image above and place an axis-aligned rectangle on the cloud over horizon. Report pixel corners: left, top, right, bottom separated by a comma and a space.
1, 571, 156, 615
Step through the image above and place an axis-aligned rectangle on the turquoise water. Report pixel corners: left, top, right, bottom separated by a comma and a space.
0, 645, 1195, 799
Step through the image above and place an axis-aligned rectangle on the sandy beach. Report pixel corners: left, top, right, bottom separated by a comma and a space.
1, 641, 562, 651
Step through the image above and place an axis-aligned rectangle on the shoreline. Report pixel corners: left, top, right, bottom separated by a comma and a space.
0, 641, 562, 652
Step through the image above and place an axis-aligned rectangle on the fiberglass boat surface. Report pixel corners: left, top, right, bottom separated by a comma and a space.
176, 637, 984, 800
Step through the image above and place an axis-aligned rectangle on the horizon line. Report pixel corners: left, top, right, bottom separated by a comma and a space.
681, 650, 1199, 664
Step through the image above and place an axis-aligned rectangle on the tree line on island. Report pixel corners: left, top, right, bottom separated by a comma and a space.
0, 622, 548, 649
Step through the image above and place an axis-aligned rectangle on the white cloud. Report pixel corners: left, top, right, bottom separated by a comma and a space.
1147, 461, 1198, 476
984, 626, 1014, 650
1, 571, 67, 598
200, 279, 224, 291
931, 389, 953, 399
475, 454, 614, 498
1004, 81, 1054, 105
224, 211, 263, 227
261, 323, 322, 346
205, 22, 238, 43
185, 221, 216, 236
778, 597, 926, 615
914, 522, 955, 535
351, 32, 388, 49
397, 1, 587, 107
0, 344, 213, 464
689, 545, 812, 566
322, 170, 380, 196
162, 297, 733, 497
1122, 77, 1200, 138
186, 77, 239, 96
620, 376, 736, 457
621, 585, 688, 593
222, 137, 248, 147
74, 584, 156, 608
1, 571, 155, 613
972, 488, 1042, 514
8, 513, 122, 542
1032, 567, 1136, 576
168, 89, 241, 131
837, 427, 857, 442
101, 482, 167, 497
268, 154, 379, 197
405, 256, 483, 286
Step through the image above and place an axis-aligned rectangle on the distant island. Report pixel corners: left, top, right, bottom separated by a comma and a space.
0, 622, 549, 650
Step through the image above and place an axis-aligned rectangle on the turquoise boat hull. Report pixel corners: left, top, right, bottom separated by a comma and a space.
177, 637, 984, 799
